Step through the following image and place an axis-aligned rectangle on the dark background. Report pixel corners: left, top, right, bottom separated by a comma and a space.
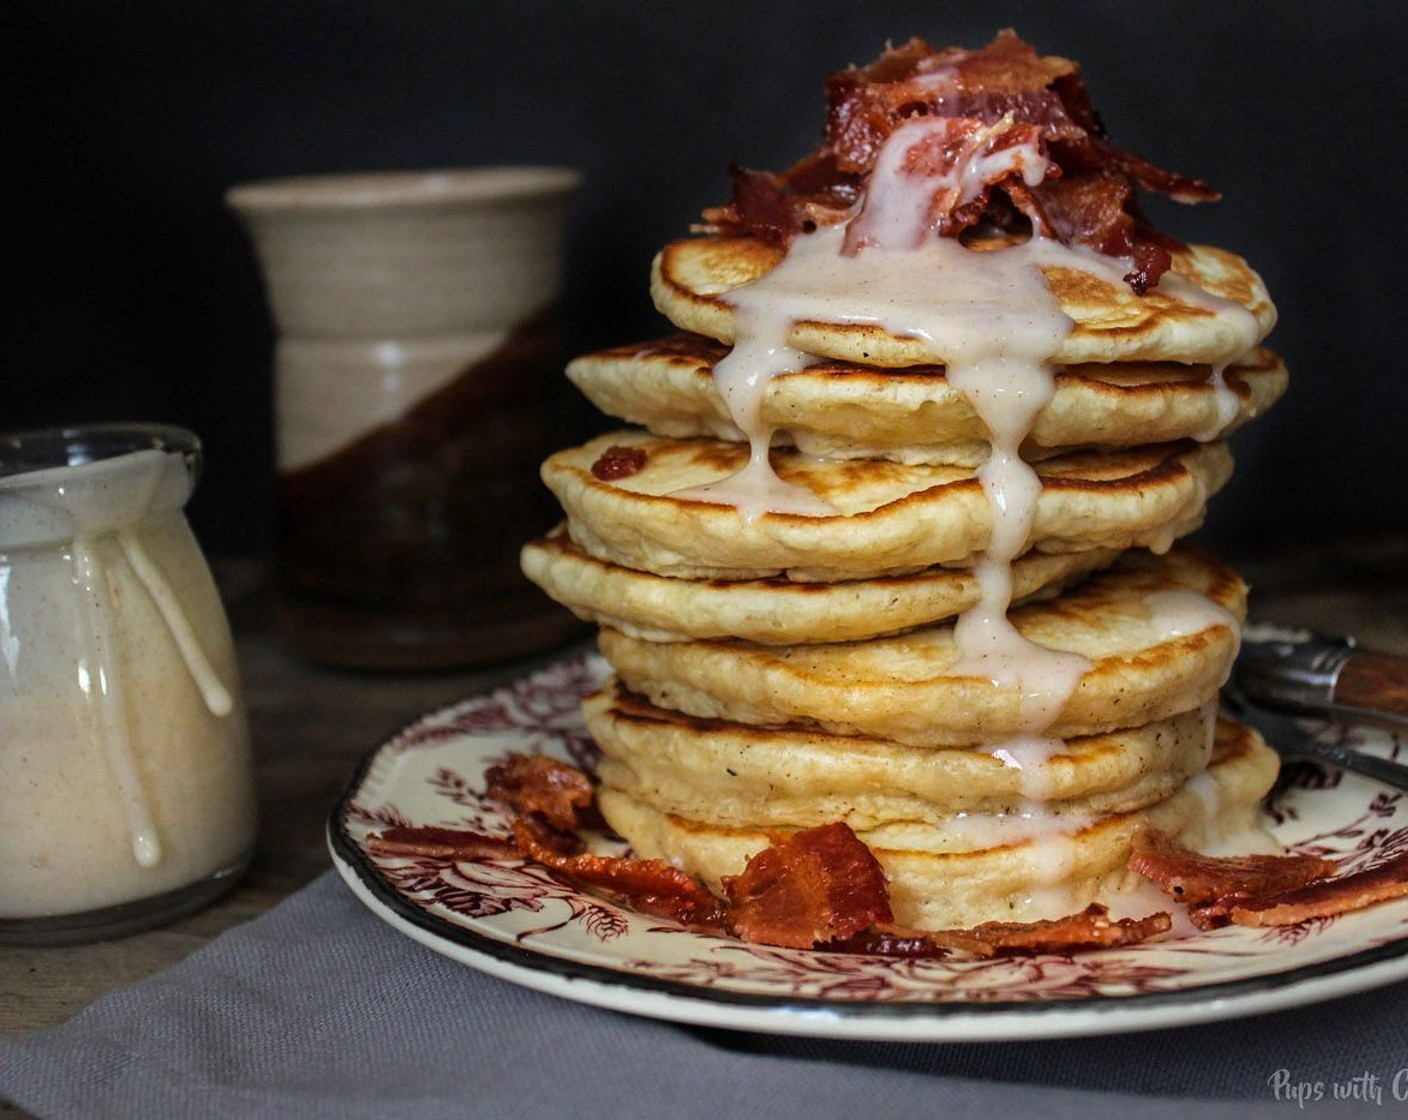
10, 1, 1407, 558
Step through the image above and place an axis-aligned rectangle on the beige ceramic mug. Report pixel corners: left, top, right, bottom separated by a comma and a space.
228, 167, 584, 669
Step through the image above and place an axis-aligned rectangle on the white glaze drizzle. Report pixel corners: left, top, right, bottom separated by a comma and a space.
982, 734, 1066, 803
1144, 588, 1243, 667
71, 536, 162, 868
945, 804, 1092, 851
119, 529, 234, 717
1156, 272, 1261, 441
55, 453, 236, 870
687, 109, 1263, 884
847, 115, 1048, 252
669, 308, 837, 521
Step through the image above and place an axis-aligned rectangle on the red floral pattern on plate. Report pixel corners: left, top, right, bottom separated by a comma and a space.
333, 654, 1408, 1020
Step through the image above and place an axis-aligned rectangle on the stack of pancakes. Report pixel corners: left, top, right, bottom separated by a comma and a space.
522, 160, 1287, 934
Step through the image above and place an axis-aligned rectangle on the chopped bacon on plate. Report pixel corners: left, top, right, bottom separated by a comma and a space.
1127, 827, 1408, 930
484, 753, 595, 832
365, 752, 1178, 957
512, 816, 729, 931
1226, 847, 1408, 928
1129, 827, 1335, 907
721, 821, 894, 949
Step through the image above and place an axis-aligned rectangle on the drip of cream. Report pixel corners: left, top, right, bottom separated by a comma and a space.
983, 734, 1066, 803
1144, 588, 1243, 662
945, 805, 1092, 851
119, 529, 234, 717
669, 310, 837, 521
71, 536, 162, 869
688, 113, 1256, 738
1156, 272, 1261, 441
72, 532, 236, 869
53, 454, 237, 869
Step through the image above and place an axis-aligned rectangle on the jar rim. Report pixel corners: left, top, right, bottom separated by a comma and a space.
0, 423, 202, 485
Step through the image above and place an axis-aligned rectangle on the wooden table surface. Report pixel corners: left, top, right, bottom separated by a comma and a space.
2, 537, 1405, 1110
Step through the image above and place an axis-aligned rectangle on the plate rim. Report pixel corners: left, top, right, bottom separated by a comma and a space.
327, 661, 1408, 1039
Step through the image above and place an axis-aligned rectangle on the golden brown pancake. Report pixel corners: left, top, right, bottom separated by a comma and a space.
597, 717, 1278, 929
652, 235, 1277, 368
597, 547, 1246, 747
587, 681, 1216, 828
568, 335, 1287, 465
522, 527, 1119, 643
544, 431, 1231, 580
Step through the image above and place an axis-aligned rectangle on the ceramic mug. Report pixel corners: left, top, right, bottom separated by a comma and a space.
228, 167, 584, 669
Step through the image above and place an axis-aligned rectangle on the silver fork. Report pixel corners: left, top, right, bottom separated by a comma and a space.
1222, 686, 1408, 795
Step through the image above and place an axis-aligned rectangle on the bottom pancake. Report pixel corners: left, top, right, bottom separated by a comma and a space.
596, 717, 1278, 930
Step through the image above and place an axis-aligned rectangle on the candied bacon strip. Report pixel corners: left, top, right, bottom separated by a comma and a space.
721, 822, 893, 949
1128, 828, 1336, 907
484, 754, 595, 831
704, 30, 1217, 291
826, 904, 1170, 959
367, 825, 517, 861
965, 904, 1171, 954
513, 817, 728, 931
727, 164, 801, 247
1229, 848, 1408, 928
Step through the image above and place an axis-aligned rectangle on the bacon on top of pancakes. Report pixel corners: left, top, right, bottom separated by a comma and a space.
700, 30, 1218, 294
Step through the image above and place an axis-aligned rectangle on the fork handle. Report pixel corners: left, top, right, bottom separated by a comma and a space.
1335, 650, 1408, 724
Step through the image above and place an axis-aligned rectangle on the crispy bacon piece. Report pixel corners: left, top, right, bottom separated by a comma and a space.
721, 822, 893, 948
1228, 848, 1408, 928
1131, 828, 1408, 930
827, 904, 1170, 959
484, 754, 595, 832
964, 904, 1170, 954
1129, 828, 1335, 914
727, 164, 801, 247
512, 817, 728, 931
703, 30, 1218, 291
366, 825, 517, 861
589, 444, 648, 482
1034, 170, 1188, 294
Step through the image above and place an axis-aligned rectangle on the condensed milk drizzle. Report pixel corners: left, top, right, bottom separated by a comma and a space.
671, 310, 837, 521
1143, 588, 1242, 662
697, 117, 1110, 726
694, 114, 1258, 882
1156, 272, 1262, 441
71, 537, 163, 868
55, 454, 237, 869
118, 530, 234, 717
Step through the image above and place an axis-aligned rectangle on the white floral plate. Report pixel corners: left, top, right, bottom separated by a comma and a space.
329, 654, 1408, 1041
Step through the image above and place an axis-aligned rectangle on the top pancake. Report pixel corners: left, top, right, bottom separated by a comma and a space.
568, 334, 1287, 465
651, 235, 1277, 368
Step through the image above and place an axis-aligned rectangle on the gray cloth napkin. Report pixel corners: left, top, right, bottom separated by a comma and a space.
2, 871, 1400, 1120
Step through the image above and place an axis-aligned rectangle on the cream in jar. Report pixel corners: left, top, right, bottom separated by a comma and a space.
0, 425, 256, 942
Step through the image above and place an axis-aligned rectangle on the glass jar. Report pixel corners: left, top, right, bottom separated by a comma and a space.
0, 425, 256, 943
